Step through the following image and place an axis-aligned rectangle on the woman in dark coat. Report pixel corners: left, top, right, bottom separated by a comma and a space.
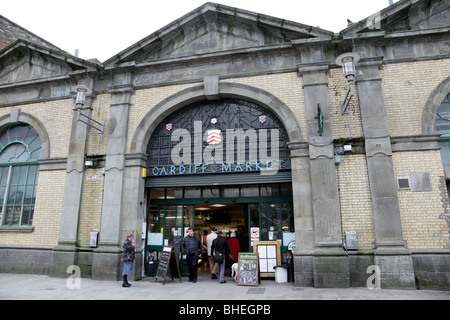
122, 234, 135, 288
211, 230, 230, 284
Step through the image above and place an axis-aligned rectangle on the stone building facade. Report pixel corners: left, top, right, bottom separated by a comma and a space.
0, 0, 449, 289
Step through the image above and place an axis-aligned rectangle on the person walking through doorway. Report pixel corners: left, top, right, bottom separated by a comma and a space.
227, 232, 240, 269
182, 227, 202, 283
211, 230, 230, 284
206, 228, 218, 279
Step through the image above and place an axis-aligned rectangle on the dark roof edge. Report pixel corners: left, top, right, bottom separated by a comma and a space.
0, 14, 62, 52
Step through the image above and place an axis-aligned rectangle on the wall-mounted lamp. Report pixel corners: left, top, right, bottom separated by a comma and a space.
71, 85, 104, 134
335, 52, 360, 115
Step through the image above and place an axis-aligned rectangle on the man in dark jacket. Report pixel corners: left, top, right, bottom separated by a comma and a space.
182, 227, 202, 283
211, 230, 230, 284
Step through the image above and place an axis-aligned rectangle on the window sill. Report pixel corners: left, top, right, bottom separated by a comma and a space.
0, 226, 34, 233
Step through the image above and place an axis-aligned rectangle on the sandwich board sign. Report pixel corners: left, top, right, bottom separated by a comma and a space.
155, 246, 182, 285
237, 252, 259, 286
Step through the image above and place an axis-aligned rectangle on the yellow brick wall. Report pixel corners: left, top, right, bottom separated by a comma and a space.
0, 99, 73, 158
78, 168, 104, 247
382, 59, 450, 136
127, 83, 201, 153
2, 59, 449, 251
226, 73, 307, 140
329, 68, 364, 140
336, 154, 375, 250
0, 170, 64, 246
392, 150, 448, 249
0, 99, 72, 247
86, 94, 111, 156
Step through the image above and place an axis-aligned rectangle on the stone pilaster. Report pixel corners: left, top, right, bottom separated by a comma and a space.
50, 82, 94, 277
356, 58, 415, 288
289, 142, 314, 287
299, 62, 350, 288
92, 72, 135, 281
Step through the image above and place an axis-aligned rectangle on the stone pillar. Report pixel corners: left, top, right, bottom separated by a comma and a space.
299, 62, 350, 288
289, 142, 315, 287
356, 58, 415, 288
91, 72, 135, 281
121, 153, 147, 281
50, 83, 94, 277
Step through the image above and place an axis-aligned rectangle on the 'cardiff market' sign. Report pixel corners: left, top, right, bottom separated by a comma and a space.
148, 121, 290, 177
149, 160, 288, 176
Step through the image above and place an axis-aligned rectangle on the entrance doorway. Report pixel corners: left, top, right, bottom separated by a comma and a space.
144, 184, 294, 277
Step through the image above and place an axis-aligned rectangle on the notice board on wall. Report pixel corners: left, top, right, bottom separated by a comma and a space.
253, 241, 281, 278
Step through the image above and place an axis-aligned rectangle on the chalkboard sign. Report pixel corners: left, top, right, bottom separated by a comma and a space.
237, 253, 259, 286
173, 235, 182, 262
155, 246, 182, 285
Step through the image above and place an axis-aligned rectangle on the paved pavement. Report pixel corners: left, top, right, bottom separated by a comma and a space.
0, 272, 449, 301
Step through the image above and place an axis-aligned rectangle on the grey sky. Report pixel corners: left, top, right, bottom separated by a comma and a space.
2, 0, 398, 61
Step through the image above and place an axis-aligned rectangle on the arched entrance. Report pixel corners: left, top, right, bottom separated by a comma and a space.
133, 83, 305, 278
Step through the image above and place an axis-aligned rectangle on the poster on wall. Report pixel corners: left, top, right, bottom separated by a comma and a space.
250, 227, 260, 242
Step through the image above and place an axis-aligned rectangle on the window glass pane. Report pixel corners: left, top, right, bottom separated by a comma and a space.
0, 167, 9, 185
166, 188, 183, 199
18, 166, 27, 185
223, 187, 239, 198
24, 186, 35, 205
0, 145, 17, 162
184, 187, 201, 199
17, 126, 29, 142
280, 183, 292, 196
22, 127, 38, 146
15, 145, 29, 162
3, 207, 12, 225
164, 206, 177, 246
241, 185, 259, 197
260, 202, 269, 240
281, 202, 294, 232
8, 126, 19, 142
150, 188, 165, 200
0, 186, 5, 207
439, 141, 450, 168
0, 125, 41, 163
21, 206, 31, 226
202, 187, 220, 198
0, 132, 8, 148
29, 148, 42, 160
26, 165, 38, 185
260, 184, 280, 196
7, 189, 17, 205
249, 203, 259, 249
11, 206, 21, 225
10, 166, 20, 185
147, 205, 159, 233
184, 205, 194, 230
27, 206, 35, 225
269, 203, 281, 240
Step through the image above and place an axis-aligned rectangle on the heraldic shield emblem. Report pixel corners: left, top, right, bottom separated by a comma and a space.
207, 129, 222, 145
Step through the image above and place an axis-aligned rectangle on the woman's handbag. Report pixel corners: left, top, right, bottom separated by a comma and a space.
214, 252, 225, 263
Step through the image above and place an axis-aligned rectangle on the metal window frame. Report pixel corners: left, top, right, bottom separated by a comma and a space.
0, 124, 41, 227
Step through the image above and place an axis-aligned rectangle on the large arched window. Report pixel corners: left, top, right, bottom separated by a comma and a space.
0, 124, 41, 227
